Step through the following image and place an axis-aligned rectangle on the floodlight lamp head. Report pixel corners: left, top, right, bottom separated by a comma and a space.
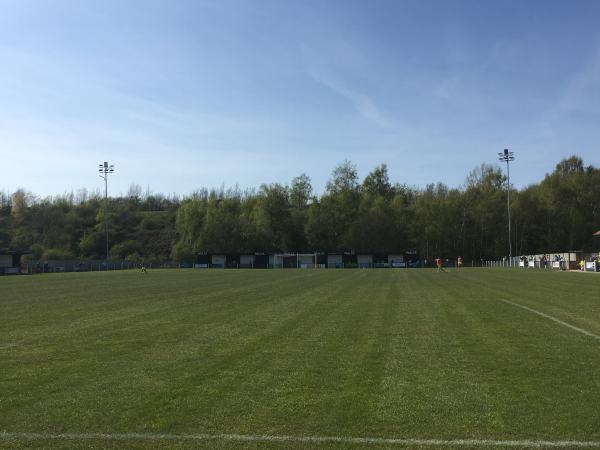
498, 149, 515, 162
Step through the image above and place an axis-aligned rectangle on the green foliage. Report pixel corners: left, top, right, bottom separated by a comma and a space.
2, 155, 599, 261
30, 243, 44, 259
326, 160, 359, 195
41, 248, 75, 260
110, 240, 143, 259
2, 191, 179, 262
362, 163, 393, 199
289, 173, 312, 209
509, 156, 600, 254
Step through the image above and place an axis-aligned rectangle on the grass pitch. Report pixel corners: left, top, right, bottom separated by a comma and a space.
1, 268, 600, 449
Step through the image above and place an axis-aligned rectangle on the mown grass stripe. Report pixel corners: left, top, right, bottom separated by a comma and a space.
498, 298, 600, 341
1, 432, 600, 448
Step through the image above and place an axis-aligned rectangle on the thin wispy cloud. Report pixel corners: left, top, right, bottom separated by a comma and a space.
535, 40, 600, 140
302, 41, 392, 129
551, 43, 600, 117
310, 70, 391, 128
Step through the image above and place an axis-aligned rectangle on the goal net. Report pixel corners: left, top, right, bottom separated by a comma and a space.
272, 253, 318, 268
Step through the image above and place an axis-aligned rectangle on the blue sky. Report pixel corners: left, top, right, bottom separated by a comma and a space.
1, 0, 600, 197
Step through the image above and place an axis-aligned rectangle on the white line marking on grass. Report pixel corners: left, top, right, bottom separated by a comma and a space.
498, 299, 600, 342
2, 432, 600, 448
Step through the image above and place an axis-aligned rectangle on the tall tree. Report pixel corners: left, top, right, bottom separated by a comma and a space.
362, 164, 392, 199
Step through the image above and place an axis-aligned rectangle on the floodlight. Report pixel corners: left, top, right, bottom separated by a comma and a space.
98, 161, 116, 263
498, 149, 515, 262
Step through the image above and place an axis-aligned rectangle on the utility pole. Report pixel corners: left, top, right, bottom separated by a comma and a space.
498, 149, 515, 265
98, 162, 115, 264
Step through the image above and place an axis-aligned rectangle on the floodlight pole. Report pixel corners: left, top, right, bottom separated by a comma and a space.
498, 149, 515, 265
98, 162, 115, 264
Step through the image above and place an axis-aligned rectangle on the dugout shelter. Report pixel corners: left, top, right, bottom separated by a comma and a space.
373, 253, 388, 268
343, 251, 358, 268
327, 253, 343, 268
357, 254, 373, 268
0, 249, 30, 275
316, 252, 327, 268
239, 254, 254, 268
254, 253, 269, 269
404, 251, 419, 267
211, 254, 226, 268
225, 254, 240, 268
388, 253, 405, 267
195, 252, 211, 268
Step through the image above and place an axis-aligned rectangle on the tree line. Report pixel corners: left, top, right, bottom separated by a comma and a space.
1, 155, 599, 264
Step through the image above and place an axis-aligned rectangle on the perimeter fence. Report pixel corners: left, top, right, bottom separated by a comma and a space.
485, 251, 599, 272
25, 259, 185, 274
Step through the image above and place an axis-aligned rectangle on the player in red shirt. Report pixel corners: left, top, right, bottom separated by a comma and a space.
435, 257, 445, 272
